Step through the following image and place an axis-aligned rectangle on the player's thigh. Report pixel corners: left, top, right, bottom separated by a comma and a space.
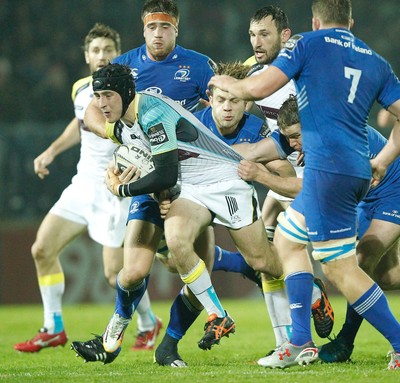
102, 246, 124, 281
124, 219, 163, 273
165, 198, 212, 245
228, 217, 268, 260
33, 213, 86, 255
261, 196, 285, 226
357, 219, 400, 265
374, 239, 400, 289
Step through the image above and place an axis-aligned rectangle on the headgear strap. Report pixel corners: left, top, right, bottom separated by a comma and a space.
143, 12, 178, 31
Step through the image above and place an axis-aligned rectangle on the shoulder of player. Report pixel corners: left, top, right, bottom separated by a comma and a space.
71, 76, 92, 101
241, 112, 268, 135
193, 106, 211, 122
112, 45, 143, 64
175, 45, 215, 65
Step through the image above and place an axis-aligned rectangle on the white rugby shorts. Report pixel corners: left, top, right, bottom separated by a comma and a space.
50, 175, 130, 247
177, 179, 261, 229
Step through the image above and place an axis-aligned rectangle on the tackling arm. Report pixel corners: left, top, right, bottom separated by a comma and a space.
83, 98, 109, 139
233, 136, 280, 163
238, 159, 302, 199
208, 66, 289, 101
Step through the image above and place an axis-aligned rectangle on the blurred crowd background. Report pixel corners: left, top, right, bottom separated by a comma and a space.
0, 0, 399, 220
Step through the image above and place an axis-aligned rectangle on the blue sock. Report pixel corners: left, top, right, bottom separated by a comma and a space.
115, 274, 149, 319
337, 303, 363, 345
166, 288, 202, 340
285, 271, 314, 346
212, 246, 261, 286
352, 283, 400, 352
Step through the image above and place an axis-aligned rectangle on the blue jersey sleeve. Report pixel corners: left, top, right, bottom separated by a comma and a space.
270, 129, 294, 159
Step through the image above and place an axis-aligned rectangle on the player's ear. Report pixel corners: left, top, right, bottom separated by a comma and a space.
312, 17, 320, 31
349, 18, 354, 29
281, 28, 291, 44
84, 51, 90, 64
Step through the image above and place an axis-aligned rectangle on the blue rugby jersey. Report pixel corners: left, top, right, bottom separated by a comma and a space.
194, 106, 269, 145
272, 28, 400, 179
272, 125, 400, 199
113, 44, 215, 112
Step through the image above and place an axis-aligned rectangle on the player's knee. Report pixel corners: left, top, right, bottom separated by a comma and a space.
104, 268, 118, 288
155, 252, 178, 273
31, 240, 53, 262
165, 232, 192, 259
120, 266, 148, 286
375, 269, 400, 291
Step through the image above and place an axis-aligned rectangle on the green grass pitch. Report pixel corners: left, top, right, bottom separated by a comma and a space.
1, 295, 399, 382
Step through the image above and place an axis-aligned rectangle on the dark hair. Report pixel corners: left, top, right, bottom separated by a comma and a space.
83, 22, 121, 53
92, 64, 135, 117
277, 95, 300, 130
141, 0, 179, 21
312, 0, 352, 26
250, 5, 290, 33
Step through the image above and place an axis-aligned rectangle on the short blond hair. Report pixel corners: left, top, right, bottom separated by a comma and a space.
214, 61, 251, 80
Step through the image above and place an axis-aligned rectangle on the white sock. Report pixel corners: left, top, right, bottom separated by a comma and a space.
181, 259, 225, 317
262, 277, 292, 348
39, 273, 65, 334
136, 290, 156, 332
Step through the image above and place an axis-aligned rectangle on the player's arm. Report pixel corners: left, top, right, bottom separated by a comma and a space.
34, 117, 80, 179
232, 136, 280, 163
265, 159, 296, 178
107, 149, 179, 197
83, 98, 109, 139
208, 66, 289, 101
371, 99, 400, 186
238, 159, 302, 199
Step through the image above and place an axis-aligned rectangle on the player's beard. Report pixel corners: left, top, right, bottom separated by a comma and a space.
256, 39, 282, 65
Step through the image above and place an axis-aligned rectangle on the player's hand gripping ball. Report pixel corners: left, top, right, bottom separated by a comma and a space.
113, 144, 155, 177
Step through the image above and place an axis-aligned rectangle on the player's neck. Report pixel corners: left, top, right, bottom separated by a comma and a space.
121, 99, 137, 125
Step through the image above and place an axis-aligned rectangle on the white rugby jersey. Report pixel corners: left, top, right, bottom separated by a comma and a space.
72, 76, 118, 181
249, 64, 303, 179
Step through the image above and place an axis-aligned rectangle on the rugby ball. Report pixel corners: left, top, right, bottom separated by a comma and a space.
113, 144, 155, 176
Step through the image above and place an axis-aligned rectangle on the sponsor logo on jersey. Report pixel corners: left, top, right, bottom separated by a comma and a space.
131, 68, 139, 79
129, 201, 140, 214
146, 86, 163, 94
148, 123, 169, 145
174, 68, 190, 82
259, 122, 271, 138
283, 34, 303, 51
